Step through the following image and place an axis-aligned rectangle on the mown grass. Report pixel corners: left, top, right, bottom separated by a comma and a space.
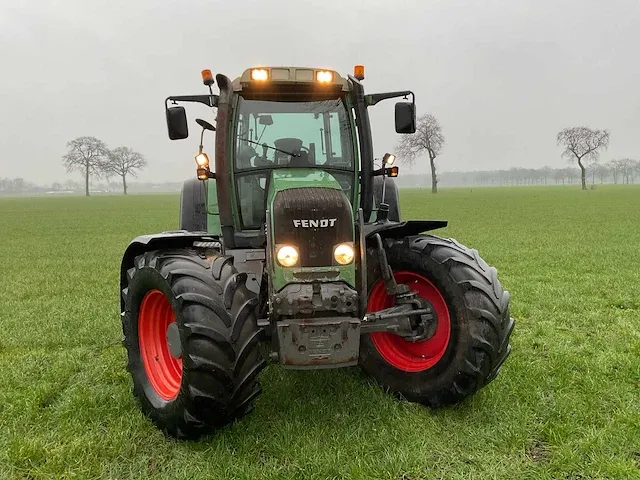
0, 186, 638, 480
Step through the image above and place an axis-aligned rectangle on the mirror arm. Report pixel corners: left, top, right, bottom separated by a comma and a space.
365, 91, 415, 107
372, 167, 397, 177
165, 94, 219, 108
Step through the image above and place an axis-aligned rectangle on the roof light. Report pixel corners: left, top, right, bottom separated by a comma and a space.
316, 70, 333, 83
251, 68, 269, 81
201, 69, 214, 86
354, 65, 365, 80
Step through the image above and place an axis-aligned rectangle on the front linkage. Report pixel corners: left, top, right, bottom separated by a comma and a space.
361, 234, 437, 342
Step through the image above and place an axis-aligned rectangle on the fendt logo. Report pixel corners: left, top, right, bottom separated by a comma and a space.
293, 218, 337, 228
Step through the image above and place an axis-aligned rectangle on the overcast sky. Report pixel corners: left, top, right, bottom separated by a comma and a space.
1, 0, 638, 184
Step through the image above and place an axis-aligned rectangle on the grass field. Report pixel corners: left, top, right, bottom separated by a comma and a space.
0, 186, 639, 480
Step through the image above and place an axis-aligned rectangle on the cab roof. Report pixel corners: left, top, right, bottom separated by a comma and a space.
232, 66, 349, 92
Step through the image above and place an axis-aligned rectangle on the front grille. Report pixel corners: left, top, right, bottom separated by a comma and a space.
273, 188, 353, 267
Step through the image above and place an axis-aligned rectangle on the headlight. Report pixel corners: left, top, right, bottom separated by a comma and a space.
276, 245, 299, 267
334, 243, 355, 265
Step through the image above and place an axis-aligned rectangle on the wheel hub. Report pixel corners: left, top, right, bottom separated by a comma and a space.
166, 322, 182, 358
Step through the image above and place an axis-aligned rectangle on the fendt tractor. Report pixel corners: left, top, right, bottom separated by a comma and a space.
120, 65, 514, 438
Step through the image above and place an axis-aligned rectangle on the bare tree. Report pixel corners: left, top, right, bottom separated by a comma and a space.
62, 136, 109, 196
587, 157, 600, 187
64, 179, 81, 192
104, 146, 148, 195
595, 163, 609, 184
396, 113, 445, 193
556, 127, 610, 190
618, 158, 638, 184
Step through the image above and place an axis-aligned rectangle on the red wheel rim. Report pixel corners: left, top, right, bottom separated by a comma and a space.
369, 271, 451, 372
138, 289, 182, 400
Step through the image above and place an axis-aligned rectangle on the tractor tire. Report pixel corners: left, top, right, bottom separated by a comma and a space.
373, 176, 400, 222
359, 235, 514, 406
121, 249, 265, 439
179, 178, 207, 232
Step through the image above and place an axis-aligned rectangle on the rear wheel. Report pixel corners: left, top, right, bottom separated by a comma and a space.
179, 178, 207, 231
359, 235, 514, 406
373, 177, 400, 222
122, 249, 265, 439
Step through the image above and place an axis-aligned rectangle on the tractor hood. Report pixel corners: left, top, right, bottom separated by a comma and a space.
268, 168, 344, 191
267, 169, 356, 291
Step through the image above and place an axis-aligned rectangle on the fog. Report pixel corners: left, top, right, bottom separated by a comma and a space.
1, 0, 638, 184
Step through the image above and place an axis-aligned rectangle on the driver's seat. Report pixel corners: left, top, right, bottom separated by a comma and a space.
274, 138, 303, 165
289, 151, 311, 168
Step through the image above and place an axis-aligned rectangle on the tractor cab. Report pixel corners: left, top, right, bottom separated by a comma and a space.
165, 66, 417, 238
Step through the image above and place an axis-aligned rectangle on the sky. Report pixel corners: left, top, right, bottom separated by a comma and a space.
1, 0, 639, 185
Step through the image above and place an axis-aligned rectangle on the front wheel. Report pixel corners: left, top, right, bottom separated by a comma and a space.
121, 249, 265, 439
359, 235, 514, 406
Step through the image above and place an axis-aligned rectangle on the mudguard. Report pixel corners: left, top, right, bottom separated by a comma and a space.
119, 231, 220, 310
364, 220, 448, 241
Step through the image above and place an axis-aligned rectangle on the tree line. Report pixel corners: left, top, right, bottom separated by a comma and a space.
395, 162, 638, 188
396, 116, 636, 192
62, 136, 147, 196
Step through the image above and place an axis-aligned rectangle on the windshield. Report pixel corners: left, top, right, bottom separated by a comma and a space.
234, 97, 354, 171
233, 96, 356, 230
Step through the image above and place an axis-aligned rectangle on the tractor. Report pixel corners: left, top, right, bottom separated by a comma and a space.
120, 65, 514, 439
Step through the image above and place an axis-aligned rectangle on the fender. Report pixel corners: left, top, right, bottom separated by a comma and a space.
364, 219, 448, 241
119, 231, 220, 310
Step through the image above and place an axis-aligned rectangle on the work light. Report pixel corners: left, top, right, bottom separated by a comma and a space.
316, 71, 333, 83
251, 69, 269, 81
195, 153, 210, 168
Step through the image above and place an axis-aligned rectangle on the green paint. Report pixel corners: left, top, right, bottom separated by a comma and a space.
269, 168, 345, 194
267, 169, 356, 292
205, 179, 222, 236
344, 95, 361, 217
276, 264, 356, 292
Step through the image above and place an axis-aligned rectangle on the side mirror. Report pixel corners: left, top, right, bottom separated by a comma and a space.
259, 115, 274, 126
166, 106, 188, 140
395, 102, 416, 134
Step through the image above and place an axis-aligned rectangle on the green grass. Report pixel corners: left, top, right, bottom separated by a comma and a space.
0, 186, 639, 480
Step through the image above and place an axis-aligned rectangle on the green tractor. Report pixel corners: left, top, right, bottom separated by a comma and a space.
120, 65, 514, 439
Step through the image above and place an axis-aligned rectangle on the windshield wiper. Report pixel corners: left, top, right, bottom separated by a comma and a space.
243, 138, 300, 157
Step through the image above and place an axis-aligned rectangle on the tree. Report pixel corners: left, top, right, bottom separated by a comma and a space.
556, 127, 610, 190
587, 156, 600, 187
595, 163, 610, 184
619, 158, 638, 184
396, 113, 445, 193
607, 160, 623, 184
104, 146, 147, 195
64, 179, 81, 192
62, 136, 108, 196
11, 178, 26, 193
